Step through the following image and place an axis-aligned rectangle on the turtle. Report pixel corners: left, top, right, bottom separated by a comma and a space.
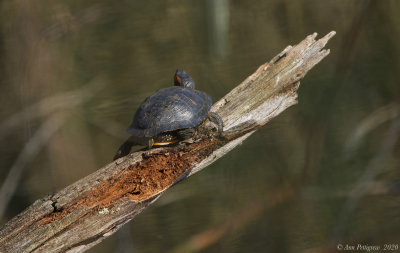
113, 69, 223, 160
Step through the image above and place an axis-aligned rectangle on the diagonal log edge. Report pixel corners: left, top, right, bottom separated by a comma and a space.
0, 31, 335, 253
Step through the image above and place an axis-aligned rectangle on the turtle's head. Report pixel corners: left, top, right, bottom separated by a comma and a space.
174, 69, 195, 89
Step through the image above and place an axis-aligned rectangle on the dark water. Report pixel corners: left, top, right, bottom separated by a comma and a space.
1, 0, 400, 252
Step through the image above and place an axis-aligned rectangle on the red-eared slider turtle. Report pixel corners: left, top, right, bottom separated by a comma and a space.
113, 69, 223, 160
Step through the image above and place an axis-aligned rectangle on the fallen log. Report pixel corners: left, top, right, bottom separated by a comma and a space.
0, 31, 336, 253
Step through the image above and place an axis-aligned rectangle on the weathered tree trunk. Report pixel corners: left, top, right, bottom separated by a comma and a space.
0, 31, 335, 253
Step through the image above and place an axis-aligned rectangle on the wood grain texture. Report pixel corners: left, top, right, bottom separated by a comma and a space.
0, 31, 335, 253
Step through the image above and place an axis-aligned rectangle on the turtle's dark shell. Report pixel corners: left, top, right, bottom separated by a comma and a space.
127, 86, 212, 137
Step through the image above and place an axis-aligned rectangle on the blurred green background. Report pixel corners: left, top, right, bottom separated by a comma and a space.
1, 0, 399, 252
